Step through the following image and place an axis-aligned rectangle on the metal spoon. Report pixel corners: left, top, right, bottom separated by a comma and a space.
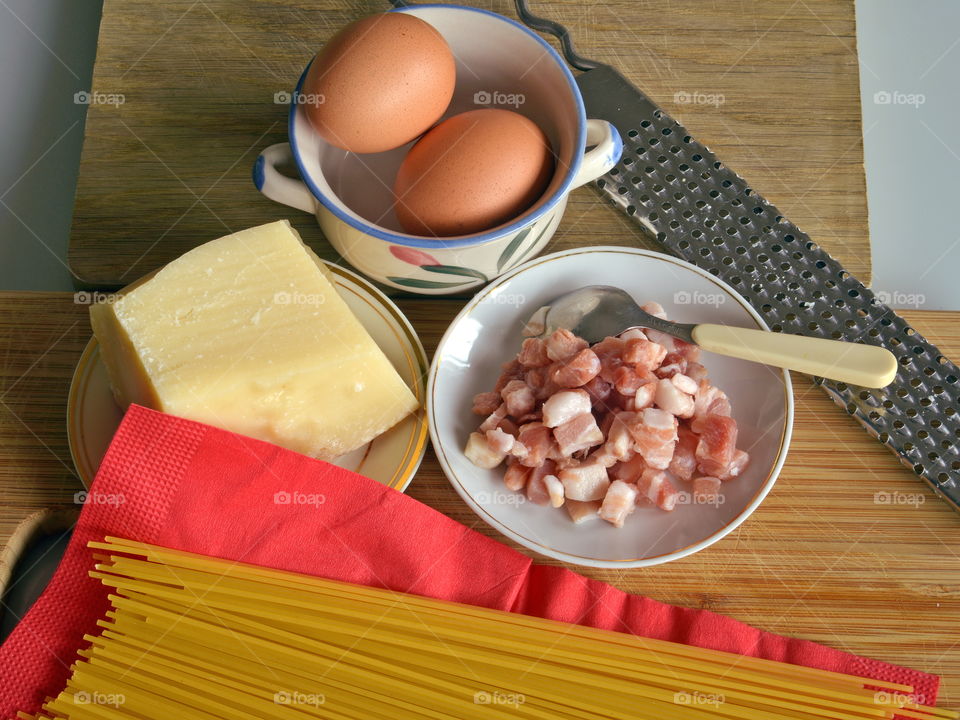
529, 285, 898, 388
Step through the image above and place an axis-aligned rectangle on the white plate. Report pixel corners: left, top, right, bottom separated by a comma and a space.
67, 262, 429, 492
428, 247, 793, 568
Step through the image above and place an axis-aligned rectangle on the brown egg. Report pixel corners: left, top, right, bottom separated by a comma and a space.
302, 13, 455, 154
394, 109, 554, 237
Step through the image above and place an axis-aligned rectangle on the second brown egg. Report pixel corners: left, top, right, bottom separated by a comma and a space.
394, 109, 554, 237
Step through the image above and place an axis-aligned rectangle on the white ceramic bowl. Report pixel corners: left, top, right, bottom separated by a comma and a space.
427, 247, 793, 568
254, 4, 622, 294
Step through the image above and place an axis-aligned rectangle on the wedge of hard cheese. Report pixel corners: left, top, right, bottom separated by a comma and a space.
90, 220, 419, 460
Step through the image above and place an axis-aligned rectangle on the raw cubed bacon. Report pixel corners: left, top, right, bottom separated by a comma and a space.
503, 460, 531, 491
554, 413, 604, 456
638, 469, 680, 511
668, 426, 698, 481
599, 480, 638, 528
657, 477, 680, 511
640, 301, 667, 319
494, 358, 523, 392
529, 367, 562, 401
623, 337, 668, 373
695, 414, 738, 476
636, 468, 667, 505
553, 454, 580, 470
598, 355, 625, 384
613, 365, 647, 395
592, 336, 626, 361
526, 460, 558, 505
472, 391, 501, 416
720, 449, 750, 480
565, 499, 602, 524
628, 407, 678, 470
685, 361, 709, 383
501, 379, 536, 417
464, 432, 506, 469
479, 404, 508, 433
559, 461, 610, 501
599, 410, 616, 437
611, 453, 646, 483
644, 327, 677, 353
608, 391, 635, 412
485, 427, 515, 455
692, 380, 732, 433
692, 476, 722, 503
516, 422, 555, 468
654, 378, 695, 418
524, 366, 545, 390
542, 389, 591, 428
544, 474, 565, 507
604, 412, 635, 461
655, 352, 687, 379
526, 473, 550, 505
634, 381, 657, 410
552, 348, 601, 388
545, 328, 588, 362
517, 337, 551, 368
467, 302, 740, 527
671, 373, 698, 395
619, 328, 647, 341
674, 338, 701, 363
584, 375, 614, 411
588, 448, 620, 468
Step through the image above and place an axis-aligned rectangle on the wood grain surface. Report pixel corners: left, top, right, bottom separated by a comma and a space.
70, 0, 871, 287
0, 293, 956, 704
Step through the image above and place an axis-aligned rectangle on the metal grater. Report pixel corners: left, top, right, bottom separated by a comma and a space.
513, 1, 960, 513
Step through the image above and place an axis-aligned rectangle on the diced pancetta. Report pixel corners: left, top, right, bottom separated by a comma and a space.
466, 305, 746, 528
559, 462, 610, 501
667, 426, 698, 481
515, 422, 555, 468
517, 337, 551, 368
695, 414, 738, 477
628, 407, 678, 470
565, 499, 602, 524
552, 348, 601, 388
465, 432, 506, 469
542, 389, 592, 428
501, 379, 536, 418
654, 378, 695, 418
553, 413, 604, 456
599, 480, 638, 528
545, 328, 588, 362
472, 391, 501, 416
503, 461, 531, 491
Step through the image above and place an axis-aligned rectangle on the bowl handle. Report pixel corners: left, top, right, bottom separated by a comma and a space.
569, 119, 623, 190
253, 143, 316, 214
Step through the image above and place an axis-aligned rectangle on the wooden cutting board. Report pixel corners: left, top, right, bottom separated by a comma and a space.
1, 294, 957, 705
69, 0, 871, 287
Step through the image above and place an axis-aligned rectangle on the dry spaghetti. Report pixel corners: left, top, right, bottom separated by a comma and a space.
18, 537, 955, 720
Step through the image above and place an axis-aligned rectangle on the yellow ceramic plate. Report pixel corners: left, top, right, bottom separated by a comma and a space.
67, 262, 429, 491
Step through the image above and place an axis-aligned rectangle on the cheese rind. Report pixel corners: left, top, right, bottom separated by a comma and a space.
90, 220, 419, 460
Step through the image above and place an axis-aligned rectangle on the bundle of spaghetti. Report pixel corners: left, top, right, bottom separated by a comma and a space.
18, 537, 955, 720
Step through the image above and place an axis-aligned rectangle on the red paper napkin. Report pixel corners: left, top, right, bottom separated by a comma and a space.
0, 405, 939, 716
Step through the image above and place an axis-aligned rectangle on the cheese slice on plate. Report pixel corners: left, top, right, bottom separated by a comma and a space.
90, 220, 419, 460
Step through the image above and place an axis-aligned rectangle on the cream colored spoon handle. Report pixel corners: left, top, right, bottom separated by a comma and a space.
690, 324, 898, 388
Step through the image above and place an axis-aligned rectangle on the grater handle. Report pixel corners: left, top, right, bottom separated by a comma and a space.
691, 325, 899, 389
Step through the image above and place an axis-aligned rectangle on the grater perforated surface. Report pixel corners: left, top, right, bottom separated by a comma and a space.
576, 66, 960, 512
